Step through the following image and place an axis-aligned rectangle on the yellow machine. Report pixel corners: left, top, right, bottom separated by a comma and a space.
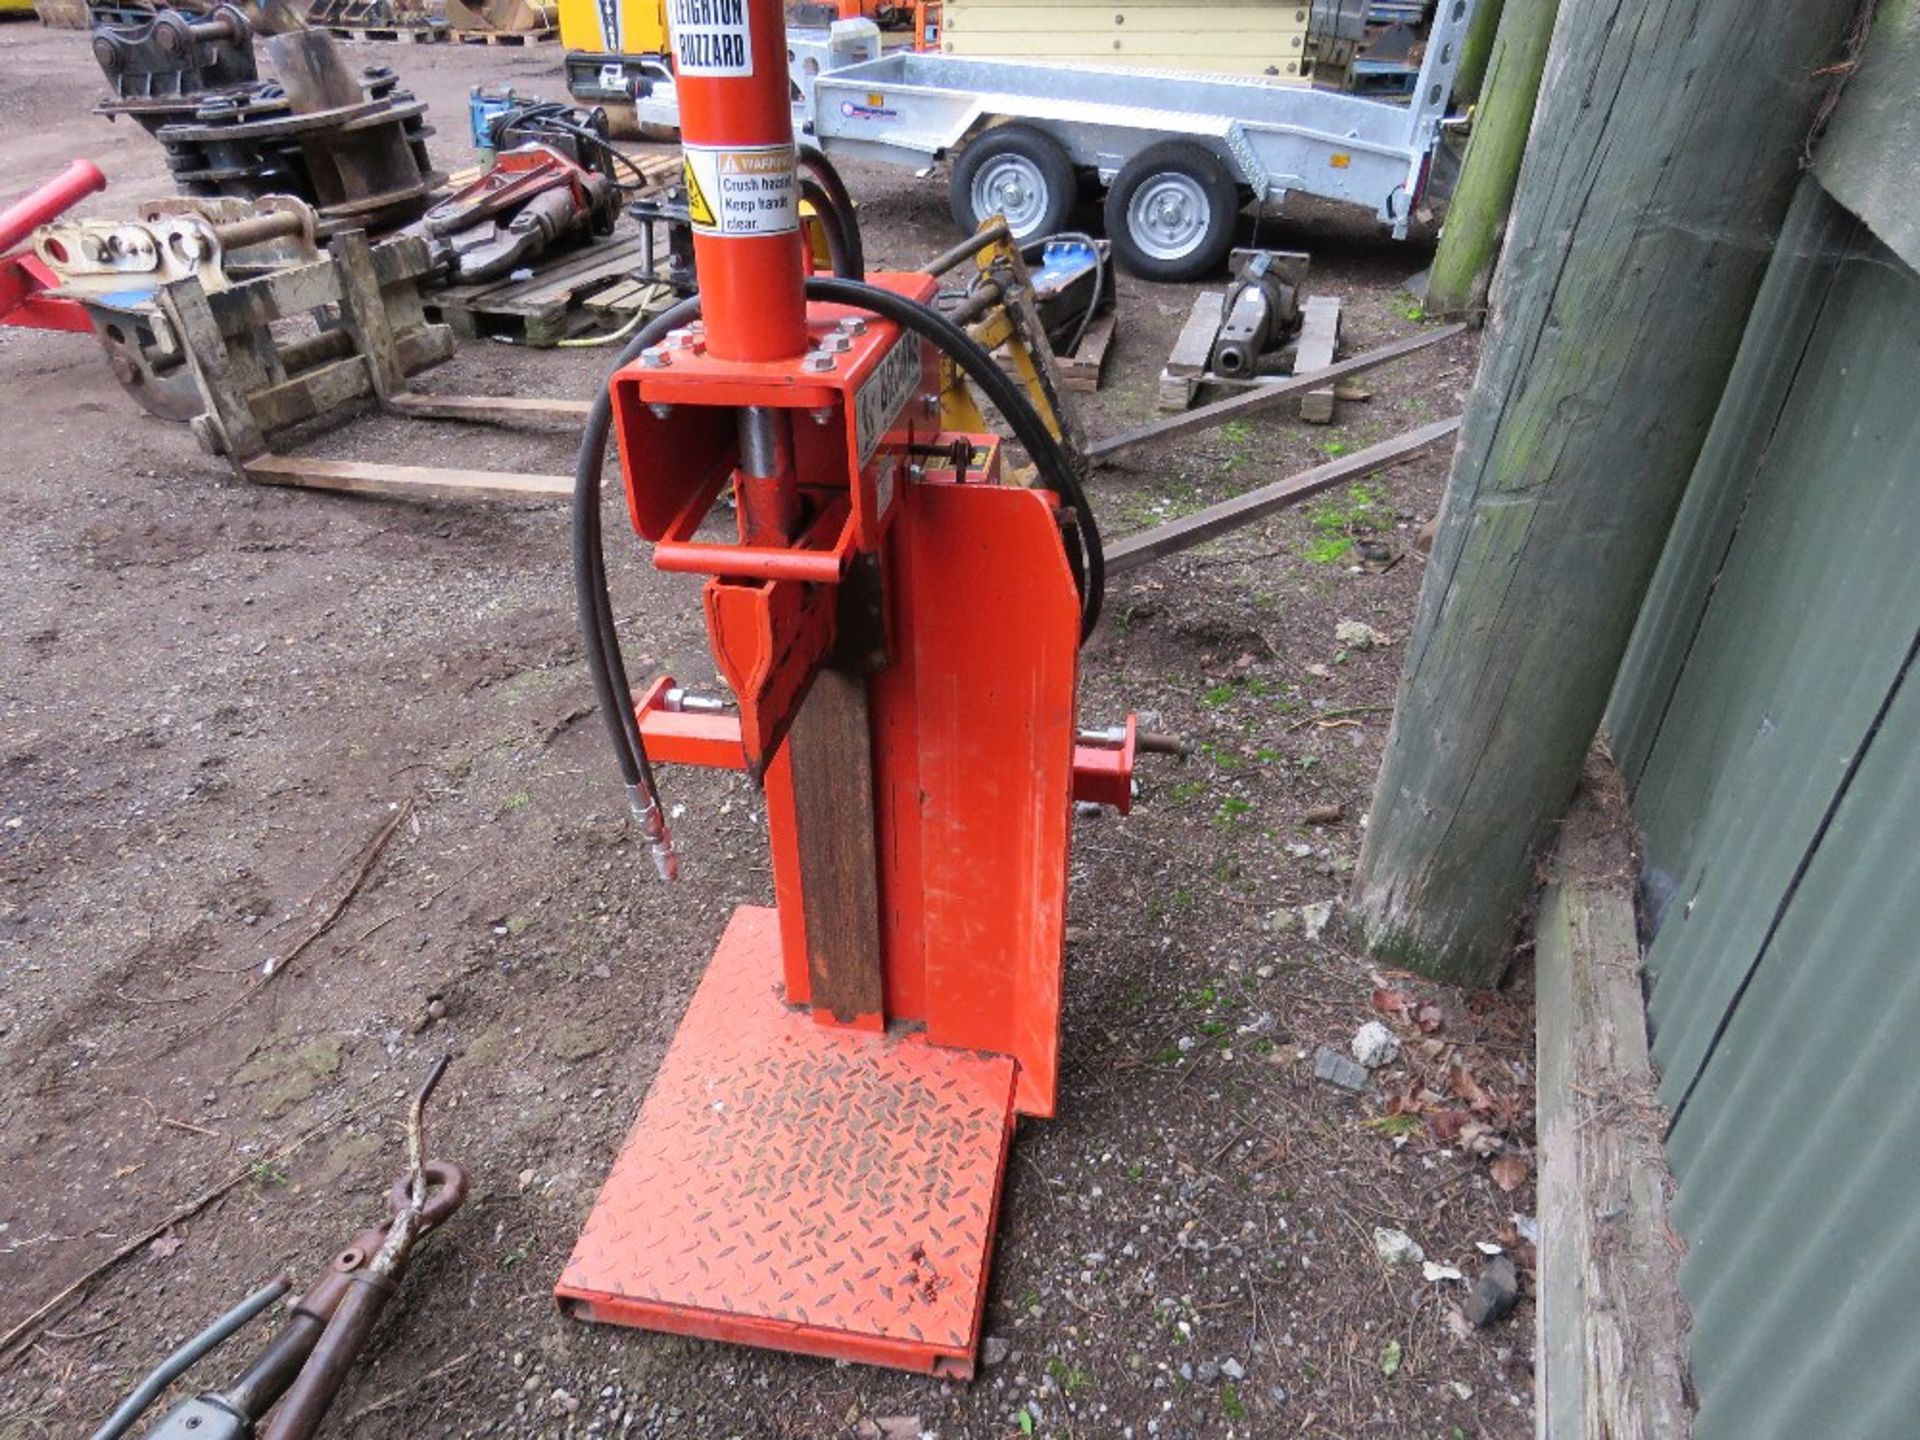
559, 0, 673, 133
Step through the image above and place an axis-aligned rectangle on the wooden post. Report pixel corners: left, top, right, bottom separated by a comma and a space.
1350, 0, 1864, 986
1422, 0, 1560, 319
1451, 0, 1506, 104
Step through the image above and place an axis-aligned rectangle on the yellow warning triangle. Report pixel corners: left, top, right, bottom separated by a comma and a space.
683, 157, 716, 228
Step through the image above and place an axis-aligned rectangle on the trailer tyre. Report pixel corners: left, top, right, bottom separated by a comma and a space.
949, 124, 1076, 243
1106, 142, 1240, 281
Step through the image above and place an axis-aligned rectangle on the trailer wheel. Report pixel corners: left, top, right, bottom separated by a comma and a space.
949, 124, 1075, 243
1105, 142, 1240, 281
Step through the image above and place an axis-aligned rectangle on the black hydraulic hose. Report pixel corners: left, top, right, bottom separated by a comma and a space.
799, 143, 864, 280
573, 295, 703, 880
805, 276, 1105, 637
799, 176, 859, 283
574, 279, 1106, 872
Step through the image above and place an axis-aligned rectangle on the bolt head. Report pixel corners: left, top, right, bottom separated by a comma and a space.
820, 333, 852, 354
835, 317, 868, 336
802, 352, 835, 372
640, 346, 671, 368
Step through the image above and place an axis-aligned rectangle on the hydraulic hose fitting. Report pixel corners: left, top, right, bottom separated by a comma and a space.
626, 784, 680, 882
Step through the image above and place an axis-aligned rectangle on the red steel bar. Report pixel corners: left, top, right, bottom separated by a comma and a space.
1, 160, 106, 256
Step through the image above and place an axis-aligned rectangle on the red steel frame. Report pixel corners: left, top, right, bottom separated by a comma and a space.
1, 160, 106, 334
557, 0, 1138, 1376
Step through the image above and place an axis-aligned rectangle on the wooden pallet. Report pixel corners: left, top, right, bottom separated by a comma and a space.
321, 22, 449, 41
453, 24, 555, 43
423, 233, 661, 347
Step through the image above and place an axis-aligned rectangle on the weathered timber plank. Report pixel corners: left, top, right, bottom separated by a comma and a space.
1535, 767, 1692, 1440
1295, 294, 1342, 424
1105, 417, 1461, 575
1057, 310, 1116, 394
782, 669, 885, 1027
1092, 323, 1465, 461
388, 392, 593, 423
241, 454, 573, 501
1158, 290, 1225, 410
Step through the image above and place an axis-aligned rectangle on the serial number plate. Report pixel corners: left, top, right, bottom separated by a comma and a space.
854, 334, 923, 464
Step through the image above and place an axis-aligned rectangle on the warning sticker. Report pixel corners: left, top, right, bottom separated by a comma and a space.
682, 143, 798, 237
667, 0, 752, 77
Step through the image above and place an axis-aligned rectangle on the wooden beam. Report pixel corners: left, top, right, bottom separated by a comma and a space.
1088, 323, 1465, 462
387, 392, 594, 424
1351, 0, 1866, 984
782, 669, 885, 1028
240, 453, 573, 502
1105, 417, 1460, 576
1535, 767, 1693, 1439
1295, 294, 1342, 424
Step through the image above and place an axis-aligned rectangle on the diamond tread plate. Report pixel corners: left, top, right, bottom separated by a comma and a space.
557, 906, 1018, 1373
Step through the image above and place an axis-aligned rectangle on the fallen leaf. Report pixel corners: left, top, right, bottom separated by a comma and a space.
149, 1231, 183, 1260
1457, 1121, 1504, 1158
1372, 987, 1416, 1017
1380, 1339, 1403, 1377
1426, 1108, 1468, 1143
1489, 1153, 1531, 1192
1449, 1064, 1496, 1114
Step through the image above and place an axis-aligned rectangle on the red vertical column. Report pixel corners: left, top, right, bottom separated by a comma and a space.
666, 0, 808, 363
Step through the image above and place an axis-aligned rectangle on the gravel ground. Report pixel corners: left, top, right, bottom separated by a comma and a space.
0, 21, 1534, 1439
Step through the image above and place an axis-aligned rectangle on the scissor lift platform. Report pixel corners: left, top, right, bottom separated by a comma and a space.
556, 907, 1018, 1377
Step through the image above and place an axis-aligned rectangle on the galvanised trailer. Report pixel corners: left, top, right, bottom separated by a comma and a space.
807, 0, 1474, 280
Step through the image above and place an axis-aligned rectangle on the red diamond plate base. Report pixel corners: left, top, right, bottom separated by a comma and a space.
555, 906, 1018, 1377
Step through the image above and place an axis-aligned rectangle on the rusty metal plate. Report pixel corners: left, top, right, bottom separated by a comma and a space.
556, 905, 1017, 1377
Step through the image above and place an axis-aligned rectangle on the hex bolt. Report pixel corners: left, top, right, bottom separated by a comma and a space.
802, 352, 835, 373
640, 346, 671, 368
835, 317, 868, 337
820, 333, 853, 354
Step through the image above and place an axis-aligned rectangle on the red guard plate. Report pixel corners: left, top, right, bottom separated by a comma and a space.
556, 907, 1017, 1377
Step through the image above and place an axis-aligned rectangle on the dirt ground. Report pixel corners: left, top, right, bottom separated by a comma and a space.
0, 22, 1536, 1439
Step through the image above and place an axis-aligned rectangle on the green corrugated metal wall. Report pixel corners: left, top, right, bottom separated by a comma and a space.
1603, 154, 1920, 1439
